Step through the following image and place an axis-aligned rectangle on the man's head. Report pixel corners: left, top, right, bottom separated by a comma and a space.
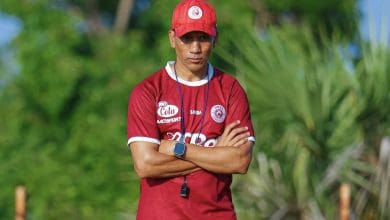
169, 0, 217, 78
171, 0, 217, 38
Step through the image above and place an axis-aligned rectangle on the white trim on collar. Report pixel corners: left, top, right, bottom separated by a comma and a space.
165, 61, 214, 87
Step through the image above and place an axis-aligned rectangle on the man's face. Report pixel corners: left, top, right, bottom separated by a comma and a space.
169, 31, 215, 74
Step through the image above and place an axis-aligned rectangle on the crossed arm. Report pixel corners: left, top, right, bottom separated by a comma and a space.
129, 120, 254, 178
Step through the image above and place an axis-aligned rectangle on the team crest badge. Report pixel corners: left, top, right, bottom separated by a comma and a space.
211, 105, 226, 123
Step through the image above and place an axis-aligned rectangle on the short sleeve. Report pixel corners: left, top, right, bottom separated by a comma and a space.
127, 84, 160, 146
225, 80, 255, 142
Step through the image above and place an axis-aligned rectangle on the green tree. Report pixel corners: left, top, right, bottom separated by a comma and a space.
253, 0, 358, 40
0, 0, 157, 218
217, 23, 390, 219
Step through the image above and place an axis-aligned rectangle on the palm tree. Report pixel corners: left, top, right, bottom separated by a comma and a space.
216, 25, 390, 219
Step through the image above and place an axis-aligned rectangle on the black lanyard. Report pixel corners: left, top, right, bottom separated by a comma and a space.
173, 63, 210, 144
173, 62, 210, 198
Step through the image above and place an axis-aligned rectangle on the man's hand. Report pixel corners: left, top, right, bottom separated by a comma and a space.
216, 120, 250, 147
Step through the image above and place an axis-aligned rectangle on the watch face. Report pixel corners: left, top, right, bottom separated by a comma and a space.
174, 142, 186, 158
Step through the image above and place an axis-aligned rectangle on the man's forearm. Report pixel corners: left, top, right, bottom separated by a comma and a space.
140, 153, 200, 178
159, 140, 253, 174
182, 120, 253, 173
130, 142, 200, 179
184, 142, 253, 174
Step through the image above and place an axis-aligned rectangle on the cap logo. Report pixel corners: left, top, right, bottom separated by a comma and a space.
188, 6, 203, 19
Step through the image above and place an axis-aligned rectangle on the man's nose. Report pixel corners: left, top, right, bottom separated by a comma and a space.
189, 40, 201, 53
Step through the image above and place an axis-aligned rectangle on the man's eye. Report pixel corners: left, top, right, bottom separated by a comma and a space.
180, 36, 192, 43
200, 35, 211, 42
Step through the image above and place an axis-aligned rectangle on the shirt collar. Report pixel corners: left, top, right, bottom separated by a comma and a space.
165, 61, 214, 87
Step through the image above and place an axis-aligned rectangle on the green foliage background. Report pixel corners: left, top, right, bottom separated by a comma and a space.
1, 0, 389, 219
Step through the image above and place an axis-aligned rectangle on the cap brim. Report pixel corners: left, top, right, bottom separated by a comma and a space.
174, 24, 217, 37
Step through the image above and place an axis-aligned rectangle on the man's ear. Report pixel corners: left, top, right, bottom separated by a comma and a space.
169, 30, 175, 48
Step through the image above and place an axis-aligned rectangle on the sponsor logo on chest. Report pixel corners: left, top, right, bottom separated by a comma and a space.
157, 101, 179, 118
157, 101, 180, 124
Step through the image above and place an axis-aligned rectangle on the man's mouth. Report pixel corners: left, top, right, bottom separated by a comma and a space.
188, 58, 202, 63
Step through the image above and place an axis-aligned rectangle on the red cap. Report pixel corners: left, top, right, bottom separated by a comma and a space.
171, 0, 217, 37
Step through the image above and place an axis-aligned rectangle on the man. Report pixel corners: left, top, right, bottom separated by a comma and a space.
127, 0, 255, 219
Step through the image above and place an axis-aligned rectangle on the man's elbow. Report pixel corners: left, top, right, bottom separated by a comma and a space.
235, 143, 253, 174
235, 157, 251, 174
133, 161, 148, 178
133, 157, 154, 178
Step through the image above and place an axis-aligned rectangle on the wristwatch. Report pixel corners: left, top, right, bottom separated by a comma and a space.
173, 142, 186, 158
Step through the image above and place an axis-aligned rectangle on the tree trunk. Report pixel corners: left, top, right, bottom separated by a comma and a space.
250, 0, 273, 31
15, 186, 26, 220
114, 0, 135, 33
339, 183, 350, 220
85, 0, 106, 35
